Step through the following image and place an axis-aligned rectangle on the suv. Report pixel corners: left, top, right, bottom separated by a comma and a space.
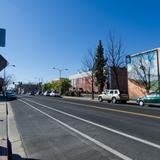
98, 89, 129, 103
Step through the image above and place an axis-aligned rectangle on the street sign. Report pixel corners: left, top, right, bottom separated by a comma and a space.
0, 28, 6, 47
0, 55, 8, 71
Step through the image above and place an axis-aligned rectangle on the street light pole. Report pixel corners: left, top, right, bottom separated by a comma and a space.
52, 67, 68, 94
3, 64, 15, 140
34, 77, 43, 93
53, 67, 68, 80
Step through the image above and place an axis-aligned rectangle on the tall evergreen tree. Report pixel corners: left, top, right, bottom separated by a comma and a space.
95, 40, 106, 92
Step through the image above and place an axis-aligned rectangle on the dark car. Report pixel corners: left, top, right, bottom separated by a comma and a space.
137, 91, 160, 106
29, 91, 35, 96
5, 91, 17, 100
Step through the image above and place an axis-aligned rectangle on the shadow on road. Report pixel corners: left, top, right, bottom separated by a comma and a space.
13, 154, 39, 160
0, 146, 8, 156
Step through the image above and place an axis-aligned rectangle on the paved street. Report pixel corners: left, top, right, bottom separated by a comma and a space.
9, 95, 160, 160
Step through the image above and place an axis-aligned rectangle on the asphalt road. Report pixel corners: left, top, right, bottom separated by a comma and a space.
10, 95, 160, 160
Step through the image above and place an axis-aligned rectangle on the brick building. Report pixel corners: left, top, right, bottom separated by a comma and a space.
109, 67, 128, 92
69, 68, 128, 93
68, 72, 98, 93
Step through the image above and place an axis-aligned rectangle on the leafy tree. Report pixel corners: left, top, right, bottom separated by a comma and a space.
52, 78, 71, 94
52, 80, 60, 91
95, 40, 106, 92
60, 78, 71, 94
42, 83, 52, 91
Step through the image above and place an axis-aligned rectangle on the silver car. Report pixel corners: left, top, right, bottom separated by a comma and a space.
98, 89, 129, 103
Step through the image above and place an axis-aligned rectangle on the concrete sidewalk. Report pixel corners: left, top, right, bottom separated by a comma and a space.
0, 102, 26, 160
0, 102, 7, 140
8, 102, 27, 159
63, 95, 98, 101
0, 102, 9, 160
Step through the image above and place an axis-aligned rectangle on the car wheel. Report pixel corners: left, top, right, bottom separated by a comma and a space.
98, 96, 103, 102
112, 97, 117, 103
139, 100, 144, 106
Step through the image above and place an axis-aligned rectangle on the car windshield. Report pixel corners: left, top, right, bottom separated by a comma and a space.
6, 91, 15, 94
103, 90, 109, 94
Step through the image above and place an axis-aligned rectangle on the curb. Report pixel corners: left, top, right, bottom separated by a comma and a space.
63, 96, 98, 101
8, 102, 27, 159
0, 102, 27, 160
0, 102, 12, 160
63, 96, 137, 104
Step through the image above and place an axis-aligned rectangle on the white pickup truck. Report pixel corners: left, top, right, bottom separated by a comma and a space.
98, 89, 129, 103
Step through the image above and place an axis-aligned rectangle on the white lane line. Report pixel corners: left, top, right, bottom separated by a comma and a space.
24, 98, 160, 150
33, 96, 160, 120
19, 99, 132, 160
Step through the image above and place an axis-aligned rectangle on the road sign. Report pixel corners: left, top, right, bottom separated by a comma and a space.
0, 28, 6, 47
0, 55, 8, 71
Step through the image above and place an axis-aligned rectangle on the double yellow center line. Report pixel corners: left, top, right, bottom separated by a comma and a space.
54, 99, 160, 120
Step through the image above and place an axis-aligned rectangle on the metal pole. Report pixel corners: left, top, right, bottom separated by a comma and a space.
157, 50, 160, 90
52, 67, 68, 95
3, 69, 5, 91
59, 69, 62, 94
91, 71, 94, 100
3, 68, 8, 140
3, 64, 15, 139
6, 103, 8, 139
59, 69, 62, 79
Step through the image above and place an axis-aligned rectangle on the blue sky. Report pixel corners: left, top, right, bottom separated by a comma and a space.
0, 0, 160, 83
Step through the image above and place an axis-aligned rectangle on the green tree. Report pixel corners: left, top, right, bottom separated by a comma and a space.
52, 80, 60, 91
95, 40, 106, 92
52, 78, 71, 94
60, 78, 71, 94
42, 82, 52, 91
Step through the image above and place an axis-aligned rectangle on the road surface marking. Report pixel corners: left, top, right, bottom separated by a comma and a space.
19, 99, 132, 160
43, 98, 160, 120
24, 98, 160, 150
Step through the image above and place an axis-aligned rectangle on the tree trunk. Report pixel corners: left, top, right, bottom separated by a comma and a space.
91, 71, 94, 100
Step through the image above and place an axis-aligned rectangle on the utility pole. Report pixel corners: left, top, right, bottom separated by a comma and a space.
35, 77, 43, 93
52, 67, 68, 94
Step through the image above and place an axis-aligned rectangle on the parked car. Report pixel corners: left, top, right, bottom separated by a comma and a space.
137, 91, 160, 106
43, 90, 51, 96
5, 91, 17, 100
35, 91, 42, 95
65, 90, 82, 97
98, 89, 129, 103
50, 91, 60, 97
29, 91, 35, 96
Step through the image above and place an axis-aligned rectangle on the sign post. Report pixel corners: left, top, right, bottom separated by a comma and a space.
0, 54, 8, 71
0, 28, 6, 47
